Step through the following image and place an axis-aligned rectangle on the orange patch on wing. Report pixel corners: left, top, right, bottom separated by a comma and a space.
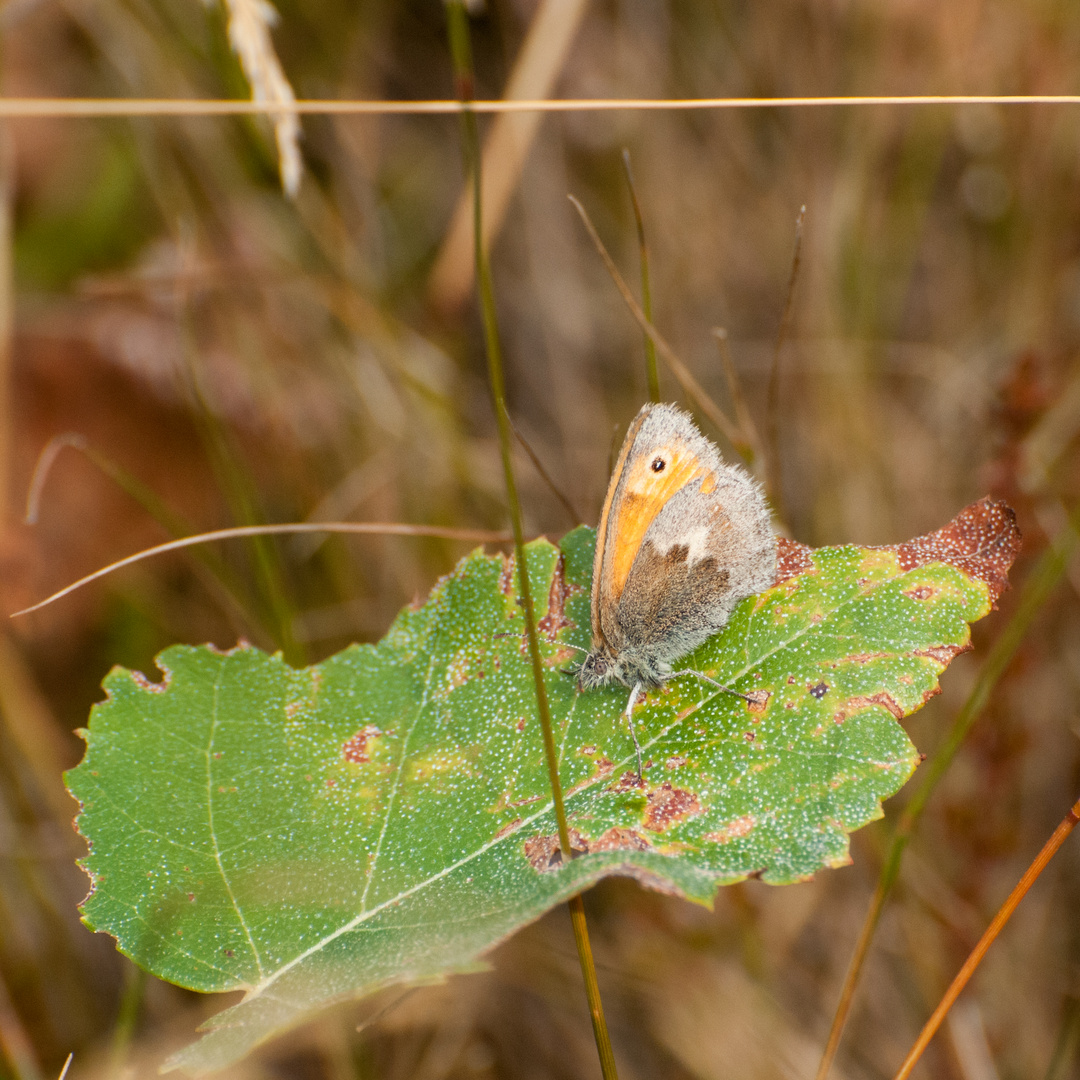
609, 441, 712, 598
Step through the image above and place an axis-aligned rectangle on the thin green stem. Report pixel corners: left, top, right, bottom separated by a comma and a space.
107, 962, 146, 1077
1044, 994, 1080, 1080
447, 3, 569, 861
765, 205, 804, 521
621, 149, 659, 402
0, 965, 42, 1080
445, 8, 618, 1078
815, 518, 1079, 1080
569, 894, 620, 1078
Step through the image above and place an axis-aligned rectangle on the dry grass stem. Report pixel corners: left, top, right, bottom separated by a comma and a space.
0, 95, 1077, 117
429, 0, 589, 310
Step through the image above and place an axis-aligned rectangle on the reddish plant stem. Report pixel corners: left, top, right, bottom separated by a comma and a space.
893, 794, 1080, 1080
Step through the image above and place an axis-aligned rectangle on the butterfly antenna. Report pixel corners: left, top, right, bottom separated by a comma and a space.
626, 682, 645, 780
559, 641, 589, 654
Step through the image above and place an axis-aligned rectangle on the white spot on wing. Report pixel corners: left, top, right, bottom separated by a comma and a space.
656, 524, 713, 562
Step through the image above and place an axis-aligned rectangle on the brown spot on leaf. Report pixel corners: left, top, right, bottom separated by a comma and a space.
643, 783, 703, 832
515, 717, 525, 732
745, 690, 770, 713
493, 817, 523, 842
892, 498, 1020, 605
342, 725, 382, 764
447, 649, 489, 688
490, 788, 542, 815
846, 652, 888, 664
665, 755, 688, 770
705, 814, 756, 844
524, 828, 589, 871
565, 756, 616, 797
608, 771, 648, 792
510, 793, 544, 809
915, 643, 970, 665
498, 555, 515, 597
835, 692, 905, 723
131, 669, 168, 693
524, 826, 654, 871
810, 682, 828, 699
524, 833, 560, 870
904, 585, 935, 601
537, 555, 573, 641
586, 827, 652, 853
775, 536, 814, 584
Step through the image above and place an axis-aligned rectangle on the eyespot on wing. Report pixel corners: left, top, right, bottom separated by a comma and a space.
609, 440, 712, 599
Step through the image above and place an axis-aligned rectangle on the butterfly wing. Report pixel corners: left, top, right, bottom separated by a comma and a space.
592, 403, 774, 666
616, 469, 775, 664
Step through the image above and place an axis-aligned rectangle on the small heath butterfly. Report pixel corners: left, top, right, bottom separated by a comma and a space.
576, 402, 776, 774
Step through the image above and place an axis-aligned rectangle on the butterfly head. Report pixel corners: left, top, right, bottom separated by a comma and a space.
575, 643, 669, 692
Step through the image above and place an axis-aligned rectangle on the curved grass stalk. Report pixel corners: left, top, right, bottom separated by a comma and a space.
10, 521, 513, 617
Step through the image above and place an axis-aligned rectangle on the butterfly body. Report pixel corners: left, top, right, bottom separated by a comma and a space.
577, 402, 776, 695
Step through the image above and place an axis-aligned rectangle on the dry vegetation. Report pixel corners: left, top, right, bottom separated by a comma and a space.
2, 0, 1080, 1078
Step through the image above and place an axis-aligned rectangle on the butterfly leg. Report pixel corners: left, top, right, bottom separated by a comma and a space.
681, 669, 768, 707
625, 682, 645, 780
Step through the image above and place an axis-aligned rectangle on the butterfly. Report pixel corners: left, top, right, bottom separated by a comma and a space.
575, 402, 776, 776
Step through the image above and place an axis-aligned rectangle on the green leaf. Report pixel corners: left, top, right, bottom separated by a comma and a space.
66, 498, 1019, 1074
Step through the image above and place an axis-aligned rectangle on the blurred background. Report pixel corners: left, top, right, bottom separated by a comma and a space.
1, 0, 1080, 1077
